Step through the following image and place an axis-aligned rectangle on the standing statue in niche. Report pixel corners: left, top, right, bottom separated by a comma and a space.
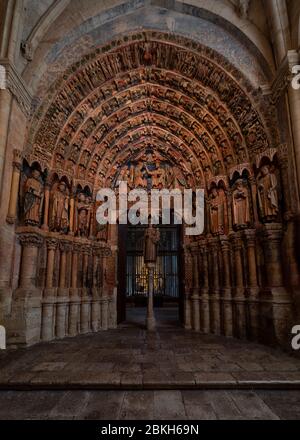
74, 193, 91, 237
49, 182, 69, 233
144, 224, 160, 264
209, 187, 227, 235
23, 169, 44, 226
232, 179, 250, 229
257, 165, 279, 221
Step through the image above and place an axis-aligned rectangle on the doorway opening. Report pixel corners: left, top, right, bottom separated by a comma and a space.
117, 223, 184, 328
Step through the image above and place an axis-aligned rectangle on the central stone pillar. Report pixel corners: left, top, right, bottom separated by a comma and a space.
146, 262, 156, 331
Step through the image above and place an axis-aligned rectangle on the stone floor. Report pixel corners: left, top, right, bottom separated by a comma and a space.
0, 390, 300, 419
1, 307, 300, 389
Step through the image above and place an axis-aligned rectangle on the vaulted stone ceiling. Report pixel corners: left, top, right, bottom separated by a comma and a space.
25, 32, 278, 192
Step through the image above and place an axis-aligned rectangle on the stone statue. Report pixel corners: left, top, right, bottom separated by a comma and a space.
134, 163, 146, 187
74, 193, 91, 237
144, 224, 160, 264
257, 165, 279, 221
49, 182, 69, 233
23, 169, 44, 226
209, 187, 227, 235
232, 179, 250, 229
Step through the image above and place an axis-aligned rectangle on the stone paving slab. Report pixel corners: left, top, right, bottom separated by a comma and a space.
1, 390, 300, 419
1, 326, 300, 390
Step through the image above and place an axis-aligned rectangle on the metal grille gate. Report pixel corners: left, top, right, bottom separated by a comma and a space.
126, 225, 179, 299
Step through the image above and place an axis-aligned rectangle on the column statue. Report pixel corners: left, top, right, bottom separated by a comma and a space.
49, 182, 70, 233
257, 165, 279, 221
209, 187, 227, 235
74, 193, 91, 237
232, 179, 250, 229
144, 224, 160, 264
23, 169, 44, 226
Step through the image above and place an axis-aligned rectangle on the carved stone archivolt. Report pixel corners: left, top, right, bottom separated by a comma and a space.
6, 32, 295, 348
24, 33, 278, 193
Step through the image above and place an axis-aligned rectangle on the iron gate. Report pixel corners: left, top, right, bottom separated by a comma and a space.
126, 225, 180, 298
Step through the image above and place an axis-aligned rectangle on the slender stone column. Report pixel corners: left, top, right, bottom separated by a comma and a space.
261, 225, 285, 289
0, 89, 13, 191
231, 233, 247, 338
260, 224, 292, 345
191, 250, 200, 331
200, 245, 210, 334
91, 246, 101, 332
18, 233, 43, 289
184, 249, 192, 330
69, 244, 81, 336
244, 230, 259, 340
41, 180, 51, 231
80, 246, 91, 333
41, 238, 57, 341
6, 149, 22, 224
12, 232, 43, 346
58, 242, 67, 289
208, 239, 221, 335
146, 263, 156, 331
45, 239, 57, 289
220, 237, 233, 337
56, 241, 71, 339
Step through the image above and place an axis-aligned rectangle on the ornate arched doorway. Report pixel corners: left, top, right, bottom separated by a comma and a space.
2, 32, 297, 348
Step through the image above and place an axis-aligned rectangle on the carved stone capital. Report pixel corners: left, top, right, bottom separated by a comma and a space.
60, 240, 73, 253
243, 229, 256, 247
220, 236, 230, 253
46, 238, 58, 251
18, 233, 43, 248
260, 223, 283, 243
230, 232, 243, 251
98, 247, 112, 258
